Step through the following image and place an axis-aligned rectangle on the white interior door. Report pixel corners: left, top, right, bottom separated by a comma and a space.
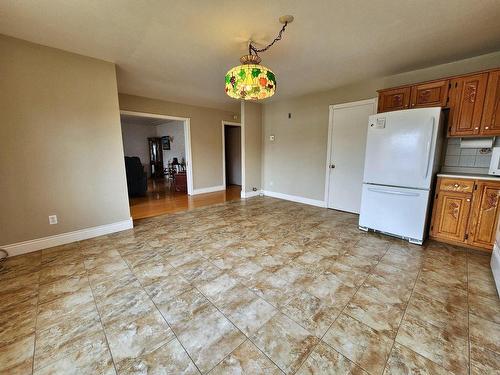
327, 99, 376, 213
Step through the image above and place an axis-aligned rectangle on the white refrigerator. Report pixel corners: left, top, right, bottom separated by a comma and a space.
359, 108, 444, 244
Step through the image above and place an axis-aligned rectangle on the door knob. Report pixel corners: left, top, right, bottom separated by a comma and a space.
330, 164, 336, 169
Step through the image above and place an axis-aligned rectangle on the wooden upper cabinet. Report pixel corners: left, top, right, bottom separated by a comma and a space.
467, 181, 500, 249
481, 69, 500, 135
430, 189, 472, 243
376, 68, 500, 136
409, 80, 449, 109
448, 73, 488, 136
377, 86, 411, 113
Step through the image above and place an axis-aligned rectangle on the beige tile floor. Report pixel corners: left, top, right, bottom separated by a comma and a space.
1, 197, 499, 374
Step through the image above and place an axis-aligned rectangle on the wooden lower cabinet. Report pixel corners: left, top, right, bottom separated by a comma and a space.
467, 181, 500, 249
430, 177, 500, 251
430, 190, 471, 243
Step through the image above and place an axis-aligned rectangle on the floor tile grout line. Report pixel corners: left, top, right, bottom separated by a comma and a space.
30, 256, 42, 375
193, 234, 358, 374
380, 256, 423, 375
180, 239, 303, 373
119, 252, 205, 375
292, 234, 394, 373
31, 245, 93, 373
301, 240, 393, 375
466, 249, 471, 375
82, 255, 120, 375
284, 239, 390, 371
191, 279, 285, 374
7, 203, 493, 374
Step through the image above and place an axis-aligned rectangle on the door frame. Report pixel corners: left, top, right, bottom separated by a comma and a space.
221, 121, 242, 189
324, 98, 378, 208
120, 110, 194, 196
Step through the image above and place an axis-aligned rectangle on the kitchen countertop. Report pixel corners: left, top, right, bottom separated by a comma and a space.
437, 172, 500, 181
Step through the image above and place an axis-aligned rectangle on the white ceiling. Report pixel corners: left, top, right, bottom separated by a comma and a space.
1, 1, 500, 111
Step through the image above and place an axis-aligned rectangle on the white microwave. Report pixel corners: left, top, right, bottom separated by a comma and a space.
489, 147, 500, 175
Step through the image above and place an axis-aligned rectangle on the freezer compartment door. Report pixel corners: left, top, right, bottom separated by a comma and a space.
363, 108, 441, 190
359, 184, 431, 242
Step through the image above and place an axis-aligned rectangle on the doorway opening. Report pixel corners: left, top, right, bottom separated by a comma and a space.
120, 110, 194, 219
222, 121, 242, 195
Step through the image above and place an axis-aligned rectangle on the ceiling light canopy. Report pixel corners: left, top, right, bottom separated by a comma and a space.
225, 15, 293, 101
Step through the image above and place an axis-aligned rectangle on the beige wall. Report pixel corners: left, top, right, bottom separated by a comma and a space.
242, 102, 262, 193
121, 122, 157, 177
262, 51, 500, 202
118, 94, 239, 191
0, 35, 130, 245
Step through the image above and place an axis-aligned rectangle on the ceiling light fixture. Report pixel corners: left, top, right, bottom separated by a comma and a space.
225, 15, 294, 101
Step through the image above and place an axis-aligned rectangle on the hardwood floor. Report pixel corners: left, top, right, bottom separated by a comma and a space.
129, 179, 241, 220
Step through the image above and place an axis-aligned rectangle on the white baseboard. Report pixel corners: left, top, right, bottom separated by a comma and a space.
2, 218, 133, 257
192, 185, 225, 195
241, 190, 262, 199
262, 190, 327, 208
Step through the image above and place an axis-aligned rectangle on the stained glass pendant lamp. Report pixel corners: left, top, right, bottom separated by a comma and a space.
225, 15, 294, 100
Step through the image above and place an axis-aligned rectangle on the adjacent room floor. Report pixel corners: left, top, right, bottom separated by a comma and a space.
129, 179, 241, 220
1, 197, 499, 374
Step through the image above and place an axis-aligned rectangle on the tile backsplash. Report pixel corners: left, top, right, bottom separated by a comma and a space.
442, 137, 499, 174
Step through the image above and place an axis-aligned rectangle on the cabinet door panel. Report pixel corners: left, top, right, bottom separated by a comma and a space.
448, 73, 488, 137
430, 190, 471, 243
410, 80, 449, 109
468, 181, 500, 250
377, 87, 411, 113
481, 70, 500, 135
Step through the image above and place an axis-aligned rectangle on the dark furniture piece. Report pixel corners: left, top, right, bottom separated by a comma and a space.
174, 171, 187, 193
148, 137, 164, 178
124, 156, 147, 197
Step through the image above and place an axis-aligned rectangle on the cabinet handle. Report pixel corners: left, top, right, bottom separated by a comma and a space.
475, 127, 479, 130
485, 127, 489, 130
466, 198, 471, 202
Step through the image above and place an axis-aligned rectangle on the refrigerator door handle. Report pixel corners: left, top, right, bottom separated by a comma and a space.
423, 118, 435, 179
367, 187, 420, 197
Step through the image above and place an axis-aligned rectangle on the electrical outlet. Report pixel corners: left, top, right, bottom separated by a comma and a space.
48, 215, 58, 225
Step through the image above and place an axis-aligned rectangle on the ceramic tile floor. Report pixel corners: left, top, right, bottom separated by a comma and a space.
1, 197, 499, 374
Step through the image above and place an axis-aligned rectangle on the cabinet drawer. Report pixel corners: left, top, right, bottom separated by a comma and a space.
439, 178, 474, 193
